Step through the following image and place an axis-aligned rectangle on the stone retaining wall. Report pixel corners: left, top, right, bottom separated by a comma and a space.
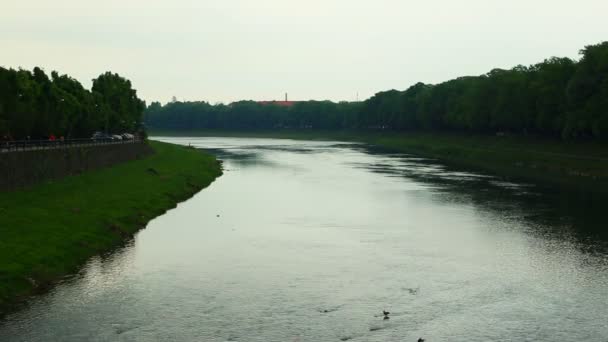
0, 142, 154, 191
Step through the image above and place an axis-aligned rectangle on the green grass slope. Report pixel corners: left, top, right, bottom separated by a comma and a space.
0, 141, 222, 312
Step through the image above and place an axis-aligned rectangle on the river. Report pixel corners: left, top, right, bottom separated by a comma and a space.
1, 136, 607, 341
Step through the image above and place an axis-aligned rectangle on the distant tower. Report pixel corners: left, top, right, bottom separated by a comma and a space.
285, 93, 288, 102
171, 96, 177, 103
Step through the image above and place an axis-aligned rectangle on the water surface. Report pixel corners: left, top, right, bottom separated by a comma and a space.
1, 137, 607, 341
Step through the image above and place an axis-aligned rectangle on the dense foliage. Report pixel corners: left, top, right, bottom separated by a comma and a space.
145, 100, 361, 131
0, 67, 145, 140
145, 42, 608, 140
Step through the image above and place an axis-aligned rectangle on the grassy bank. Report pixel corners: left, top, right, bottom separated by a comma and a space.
151, 129, 608, 192
0, 141, 222, 313
365, 133, 608, 191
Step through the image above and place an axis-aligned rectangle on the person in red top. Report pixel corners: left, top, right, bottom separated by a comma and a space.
49, 134, 56, 141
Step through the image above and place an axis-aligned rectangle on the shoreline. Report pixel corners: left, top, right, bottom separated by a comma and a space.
0, 141, 222, 314
150, 130, 608, 193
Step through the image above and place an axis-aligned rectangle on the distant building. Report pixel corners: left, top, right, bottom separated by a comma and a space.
257, 93, 298, 107
257, 100, 297, 107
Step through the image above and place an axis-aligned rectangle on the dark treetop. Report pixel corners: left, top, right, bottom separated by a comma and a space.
0, 68, 145, 140
145, 41, 608, 141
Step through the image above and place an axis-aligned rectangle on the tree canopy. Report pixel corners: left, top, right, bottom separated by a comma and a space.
3, 42, 607, 141
145, 41, 608, 141
0, 67, 145, 140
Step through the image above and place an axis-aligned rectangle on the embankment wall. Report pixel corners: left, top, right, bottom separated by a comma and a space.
0, 143, 154, 191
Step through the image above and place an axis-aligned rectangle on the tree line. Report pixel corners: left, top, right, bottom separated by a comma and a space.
145, 41, 608, 140
0, 67, 145, 140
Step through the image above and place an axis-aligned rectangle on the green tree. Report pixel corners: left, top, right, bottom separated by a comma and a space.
92, 72, 145, 133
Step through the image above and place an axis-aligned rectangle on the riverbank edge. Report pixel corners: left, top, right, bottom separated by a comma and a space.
0, 141, 222, 315
150, 130, 608, 193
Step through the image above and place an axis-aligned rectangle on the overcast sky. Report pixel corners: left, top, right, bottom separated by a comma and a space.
2, 0, 607, 104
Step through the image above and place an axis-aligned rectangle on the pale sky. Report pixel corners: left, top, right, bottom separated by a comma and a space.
2, 0, 607, 104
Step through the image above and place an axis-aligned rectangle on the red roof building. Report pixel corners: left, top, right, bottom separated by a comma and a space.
257, 100, 297, 107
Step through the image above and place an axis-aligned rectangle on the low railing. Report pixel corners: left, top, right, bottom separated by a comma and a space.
0, 137, 142, 153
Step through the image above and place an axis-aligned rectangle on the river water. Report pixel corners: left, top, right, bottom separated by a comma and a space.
1, 137, 607, 342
